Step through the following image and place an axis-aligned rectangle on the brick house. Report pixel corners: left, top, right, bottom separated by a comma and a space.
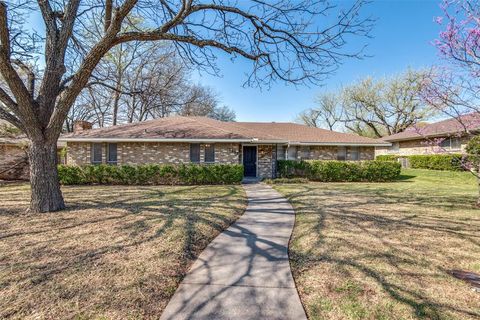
375, 113, 480, 157
0, 120, 67, 181
0, 136, 67, 180
0, 137, 29, 180
60, 117, 389, 179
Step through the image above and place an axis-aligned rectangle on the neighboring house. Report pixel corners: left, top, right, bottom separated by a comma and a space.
59, 117, 389, 178
0, 136, 29, 180
376, 113, 480, 157
0, 120, 66, 181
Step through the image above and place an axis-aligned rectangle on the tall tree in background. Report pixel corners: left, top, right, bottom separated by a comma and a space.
298, 70, 434, 138
68, 42, 233, 129
0, 0, 372, 212
297, 93, 341, 130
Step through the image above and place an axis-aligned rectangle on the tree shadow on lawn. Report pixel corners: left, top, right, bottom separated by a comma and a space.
284, 185, 480, 319
0, 184, 246, 319
395, 173, 417, 181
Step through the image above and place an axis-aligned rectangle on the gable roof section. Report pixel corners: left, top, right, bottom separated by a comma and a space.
232, 122, 387, 145
382, 113, 480, 142
60, 116, 389, 146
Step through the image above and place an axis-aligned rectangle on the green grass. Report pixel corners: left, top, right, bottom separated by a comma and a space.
274, 169, 480, 320
0, 183, 246, 319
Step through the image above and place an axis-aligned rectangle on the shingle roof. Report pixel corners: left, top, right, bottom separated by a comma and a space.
382, 113, 480, 142
60, 116, 389, 146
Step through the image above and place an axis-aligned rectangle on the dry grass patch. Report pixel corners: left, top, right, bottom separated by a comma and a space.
0, 183, 246, 319
274, 169, 480, 320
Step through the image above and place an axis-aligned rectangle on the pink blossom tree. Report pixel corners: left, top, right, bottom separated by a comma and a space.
423, 0, 480, 204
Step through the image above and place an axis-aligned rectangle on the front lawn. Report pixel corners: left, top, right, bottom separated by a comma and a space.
274, 169, 480, 320
0, 183, 246, 319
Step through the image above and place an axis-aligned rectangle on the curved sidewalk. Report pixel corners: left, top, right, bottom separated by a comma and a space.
160, 182, 307, 320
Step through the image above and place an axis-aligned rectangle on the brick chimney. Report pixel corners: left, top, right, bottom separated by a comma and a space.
73, 120, 93, 133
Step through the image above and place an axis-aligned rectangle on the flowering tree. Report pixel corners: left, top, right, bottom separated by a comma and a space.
422, 0, 480, 205
429, 0, 480, 119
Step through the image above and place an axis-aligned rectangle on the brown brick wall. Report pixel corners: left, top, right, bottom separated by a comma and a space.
66, 142, 91, 165
257, 145, 276, 178
66, 142, 375, 179
310, 146, 337, 160
276, 145, 374, 161
0, 144, 29, 180
66, 142, 241, 166
359, 146, 375, 160
298, 145, 374, 160
375, 136, 470, 157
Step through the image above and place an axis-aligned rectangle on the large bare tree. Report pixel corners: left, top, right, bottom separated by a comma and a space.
299, 70, 435, 138
0, 0, 372, 212
297, 92, 342, 130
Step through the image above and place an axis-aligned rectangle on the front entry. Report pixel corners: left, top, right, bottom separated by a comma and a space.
243, 146, 257, 177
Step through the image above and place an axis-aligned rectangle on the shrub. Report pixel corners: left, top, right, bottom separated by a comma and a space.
376, 155, 399, 161
408, 154, 463, 171
307, 160, 401, 182
58, 164, 243, 185
466, 136, 480, 166
58, 165, 84, 185
276, 160, 401, 182
277, 160, 309, 178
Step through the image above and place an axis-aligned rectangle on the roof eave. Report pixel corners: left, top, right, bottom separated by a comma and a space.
58, 137, 288, 144
289, 141, 392, 147
383, 129, 478, 142
58, 137, 390, 146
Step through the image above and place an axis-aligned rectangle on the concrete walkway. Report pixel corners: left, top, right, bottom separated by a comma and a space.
160, 182, 307, 320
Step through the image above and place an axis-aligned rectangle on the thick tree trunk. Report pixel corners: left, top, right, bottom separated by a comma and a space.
27, 140, 65, 213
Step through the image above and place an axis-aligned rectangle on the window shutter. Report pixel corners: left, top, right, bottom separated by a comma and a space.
108, 143, 118, 164
337, 146, 346, 161
91, 143, 103, 164
190, 144, 200, 163
205, 144, 215, 163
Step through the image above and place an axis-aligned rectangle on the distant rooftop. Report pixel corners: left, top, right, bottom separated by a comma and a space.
382, 113, 480, 142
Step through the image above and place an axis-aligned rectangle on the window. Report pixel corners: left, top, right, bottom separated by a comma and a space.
190, 143, 200, 163
277, 145, 286, 160
91, 143, 102, 164
287, 146, 297, 160
107, 143, 117, 165
392, 142, 400, 152
337, 146, 346, 161
205, 144, 215, 163
451, 137, 461, 149
440, 137, 462, 150
300, 146, 310, 160
347, 147, 359, 161
440, 138, 450, 148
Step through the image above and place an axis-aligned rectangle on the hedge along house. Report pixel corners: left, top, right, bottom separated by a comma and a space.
59, 117, 390, 179
375, 112, 480, 157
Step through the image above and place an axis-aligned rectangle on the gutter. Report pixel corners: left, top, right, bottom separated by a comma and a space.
58, 137, 288, 144
288, 142, 392, 147
58, 137, 391, 147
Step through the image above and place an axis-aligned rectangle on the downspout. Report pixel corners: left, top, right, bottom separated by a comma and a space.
274, 144, 278, 178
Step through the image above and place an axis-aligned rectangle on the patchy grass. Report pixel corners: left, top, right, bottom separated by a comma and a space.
0, 183, 246, 319
274, 169, 480, 320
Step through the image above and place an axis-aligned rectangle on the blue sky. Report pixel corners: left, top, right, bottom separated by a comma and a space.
192, 0, 444, 122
